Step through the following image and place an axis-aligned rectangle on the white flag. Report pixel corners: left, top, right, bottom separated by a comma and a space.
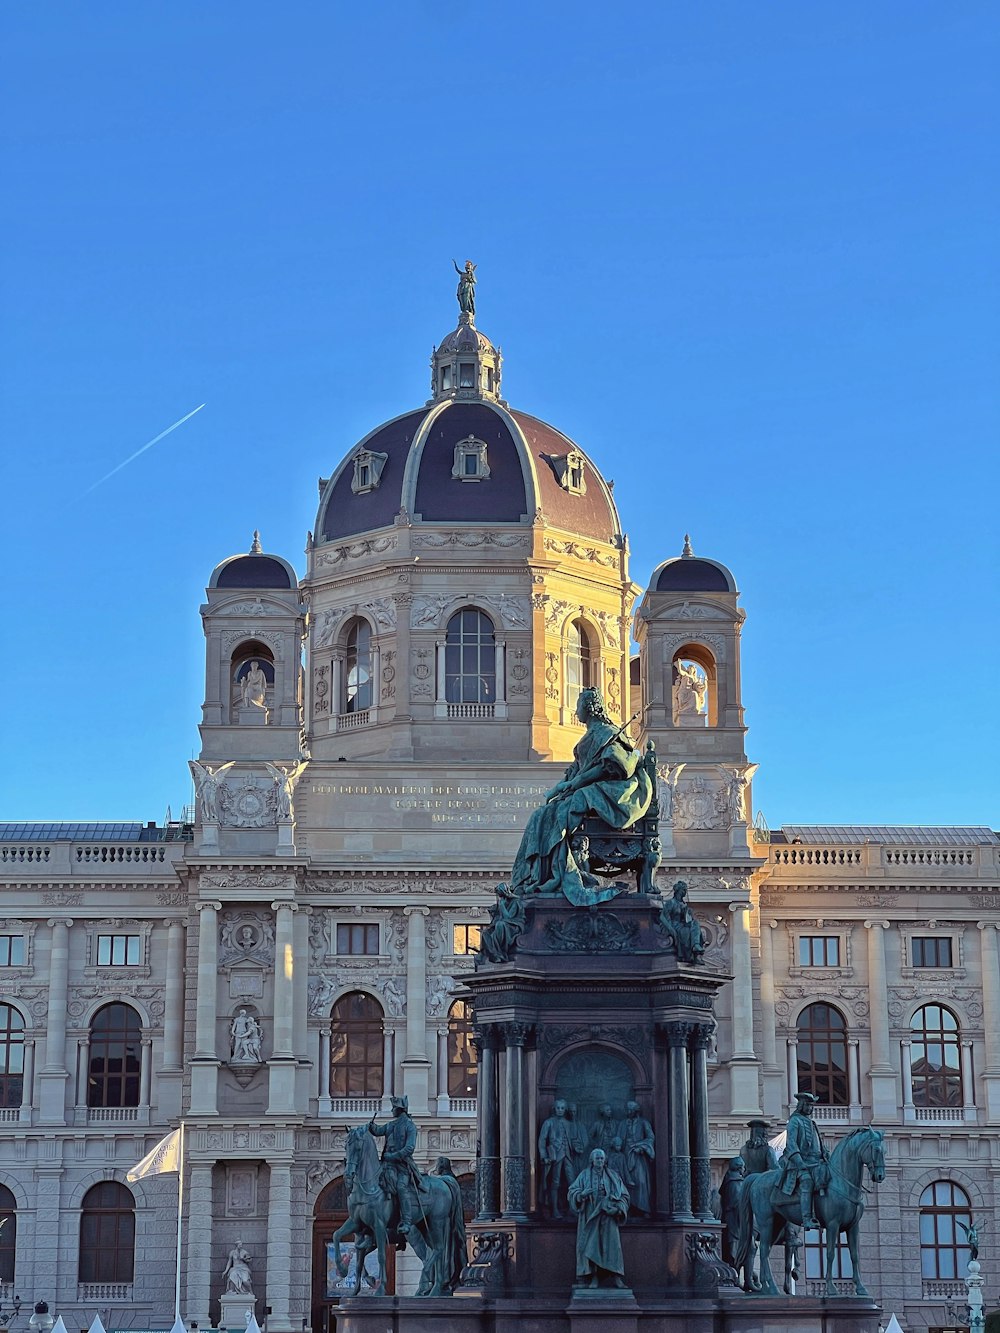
127, 1128, 181, 1181
884, 1318, 906, 1333
87, 1316, 108, 1333
51, 1318, 69, 1333
246, 1315, 263, 1333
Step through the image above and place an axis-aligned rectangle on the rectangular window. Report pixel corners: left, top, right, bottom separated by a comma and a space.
0, 936, 25, 967
97, 935, 141, 966
799, 936, 840, 967
336, 923, 379, 955
452, 924, 482, 955
912, 937, 953, 968
464, 452, 479, 476
459, 363, 475, 388
441, 365, 453, 390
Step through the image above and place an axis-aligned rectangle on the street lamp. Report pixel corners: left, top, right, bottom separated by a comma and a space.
27, 1303, 53, 1333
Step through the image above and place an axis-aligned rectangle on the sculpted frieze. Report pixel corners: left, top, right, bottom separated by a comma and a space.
220, 911, 276, 967
220, 601, 269, 617
316, 535, 397, 566
661, 601, 729, 620
888, 985, 982, 1020
42, 891, 82, 906
67, 982, 165, 1022
412, 530, 528, 550
222, 629, 283, 661
660, 633, 726, 661
426, 974, 455, 1016
543, 538, 618, 567
202, 873, 294, 892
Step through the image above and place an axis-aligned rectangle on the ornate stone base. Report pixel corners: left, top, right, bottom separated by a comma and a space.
237, 705, 268, 726
219, 1291, 257, 1330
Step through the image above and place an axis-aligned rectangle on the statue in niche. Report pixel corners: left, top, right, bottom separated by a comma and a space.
189, 760, 234, 824
589, 1103, 627, 1179
264, 761, 307, 822
453, 259, 477, 317
619, 1100, 655, 1216
507, 688, 653, 907
672, 659, 707, 723
723, 764, 759, 824
566, 1102, 589, 1176
230, 1009, 263, 1064
241, 660, 268, 710
538, 1098, 576, 1220
223, 1239, 254, 1294
568, 1148, 630, 1289
656, 881, 706, 963
477, 881, 527, 965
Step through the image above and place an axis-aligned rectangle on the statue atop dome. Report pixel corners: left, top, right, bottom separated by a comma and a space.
453, 259, 477, 319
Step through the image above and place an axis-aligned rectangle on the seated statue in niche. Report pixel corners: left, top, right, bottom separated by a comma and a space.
672, 659, 707, 724
508, 688, 654, 907
223, 1239, 254, 1294
240, 660, 268, 711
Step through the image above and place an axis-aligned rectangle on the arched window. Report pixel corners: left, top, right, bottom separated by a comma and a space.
79, 1181, 135, 1283
911, 1005, 962, 1107
445, 608, 495, 705
920, 1181, 972, 1279
330, 992, 384, 1099
447, 1000, 477, 1099
344, 619, 373, 713
0, 1184, 15, 1283
88, 1004, 141, 1108
0, 1005, 25, 1109
565, 619, 597, 708
795, 1003, 849, 1106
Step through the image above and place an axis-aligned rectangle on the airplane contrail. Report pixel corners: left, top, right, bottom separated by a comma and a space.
81, 403, 206, 497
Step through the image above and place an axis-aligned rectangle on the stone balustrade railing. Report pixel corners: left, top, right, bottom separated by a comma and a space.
0, 841, 185, 878
766, 841, 996, 877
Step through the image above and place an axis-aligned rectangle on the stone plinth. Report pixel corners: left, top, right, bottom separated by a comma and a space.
238, 705, 269, 726
219, 1291, 257, 1330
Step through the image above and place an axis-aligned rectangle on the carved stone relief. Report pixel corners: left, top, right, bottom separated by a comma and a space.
220, 911, 276, 967
316, 535, 397, 566
661, 602, 729, 620
412, 530, 529, 550
543, 538, 618, 567
673, 776, 727, 831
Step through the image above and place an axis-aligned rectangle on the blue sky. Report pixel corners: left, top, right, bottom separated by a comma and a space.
2, 3, 998, 825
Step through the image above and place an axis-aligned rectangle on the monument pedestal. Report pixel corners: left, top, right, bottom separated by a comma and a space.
238, 705, 268, 726
219, 1291, 257, 1331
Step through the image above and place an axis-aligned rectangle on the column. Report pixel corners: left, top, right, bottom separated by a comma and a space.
901, 1039, 914, 1119
476, 1026, 501, 1220
865, 920, 898, 1120
496, 639, 506, 708
185, 1163, 214, 1328
666, 1022, 693, 1220
690, 1023, 714, 1219
267, 901, 298, 1115
435, 639, 447, 710
977, 923, 1000, 1120
400, 906, 431, 1113
759, 920, 784, 1116
372, 642, 381, 718
190, 900, 221, 1116
728, 900, 761, 1115
961, 1040, 976, 1122
435, 1026, 450, 1114
786, 1036, 799, 1108
293, 907, 311, 1113
266, 1162, 293, 1333
848, 1037, 862, 1122
159, 919, 186, 1119
330, 652, 344, 722
139, 1036, 152, 1111
392, 592, 413, 720
318, 1026, 331, 1115
75, 1036, 90, 1113
381, 1027, 395, 1112
18, 1038, 34, 1123
501, 1022, 529, 1219
39, 918, 72, 1123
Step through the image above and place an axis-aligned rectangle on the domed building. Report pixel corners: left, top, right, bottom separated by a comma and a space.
0, 281, 996, 1333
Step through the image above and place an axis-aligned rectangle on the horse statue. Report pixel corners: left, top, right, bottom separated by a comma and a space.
331, 1125, 466, 1297
735, 1126, 885, 1297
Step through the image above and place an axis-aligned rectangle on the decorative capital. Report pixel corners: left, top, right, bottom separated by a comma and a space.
499, 1020, 532, 1048
271, 900, 298, 914
664, 1020, 694, 1048
196, 900, 223, 914
863, 920, 889, 931
690, 1022, 715, 1051
404, 905, 430, 919
47, 917, 74, 930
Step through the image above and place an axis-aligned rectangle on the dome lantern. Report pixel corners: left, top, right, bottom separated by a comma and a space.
429, 261, 503, 404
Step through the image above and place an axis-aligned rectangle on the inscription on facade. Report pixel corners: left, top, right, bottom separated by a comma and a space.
309, 780, 548, 827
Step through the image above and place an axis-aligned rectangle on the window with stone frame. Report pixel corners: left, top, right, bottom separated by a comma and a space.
795, 1002, 849, 1106
336, 923, 379, 956
565, 619, 598, 707
96, 934, 141, 966
798, 935, 840, 967
350, 448, 388, 495
446, 1000, 477, 1098
0, 1005, 25, 1109
87, 1003, 141, 1109
329, 992, 384, 1098
920, 1180, 972, 1279
912, 936, 954, 968
78, 1181, 135, 1283
452, 924, 481, 955
444, 608, 496, 705
451, 434, 490, 481
910, 1005, 962, 1107
343, 618, 374, 714
0, 936, 25, 967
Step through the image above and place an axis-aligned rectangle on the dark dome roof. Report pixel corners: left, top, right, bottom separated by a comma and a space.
653, 555, 736, 594
317, 399, 621, 545
211, 552, 297, 590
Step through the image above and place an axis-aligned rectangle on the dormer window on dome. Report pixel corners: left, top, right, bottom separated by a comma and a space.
350, 448, 388, 495
452, 434, 490, 482
548, 450, 587, 496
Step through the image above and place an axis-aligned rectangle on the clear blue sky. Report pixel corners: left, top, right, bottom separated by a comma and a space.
2, 3, 998, 826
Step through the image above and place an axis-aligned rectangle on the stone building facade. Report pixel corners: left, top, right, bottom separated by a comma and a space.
0, 298, 994, 1333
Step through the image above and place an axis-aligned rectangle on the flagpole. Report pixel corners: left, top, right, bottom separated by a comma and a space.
174, 1121, 185, 1325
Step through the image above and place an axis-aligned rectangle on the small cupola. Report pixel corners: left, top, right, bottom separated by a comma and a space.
429, 260, 503, 403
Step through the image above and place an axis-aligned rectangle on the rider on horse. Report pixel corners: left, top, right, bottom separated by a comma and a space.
778, 1091, 827, 1230
368, 1095, 420, 1236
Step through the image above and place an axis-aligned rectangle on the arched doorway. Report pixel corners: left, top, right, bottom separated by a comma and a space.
311, 1174, 395, 1332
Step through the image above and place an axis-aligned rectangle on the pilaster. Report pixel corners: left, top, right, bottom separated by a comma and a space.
38, 919, 72, 1124
400, 905, 431, 1113
190, 900, 222, 1116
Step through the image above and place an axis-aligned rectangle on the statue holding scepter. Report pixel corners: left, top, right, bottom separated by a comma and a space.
453, 259, 477, 317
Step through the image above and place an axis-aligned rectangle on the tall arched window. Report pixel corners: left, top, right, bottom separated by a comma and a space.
920, 1181, 972, 1279
796, 1003, 849, 1106
0, 1184, 15, 1283
445, 608, 495, 705
79, 1181, 135, 1283
330, 992, 384, 1099
447, 1000, 477, 1099
88, 1004, 141, 1108
565, 619, 596, 708
0, 1005, 25, 1109
911, 1005, 962, 1107
344, 619, 373, 713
